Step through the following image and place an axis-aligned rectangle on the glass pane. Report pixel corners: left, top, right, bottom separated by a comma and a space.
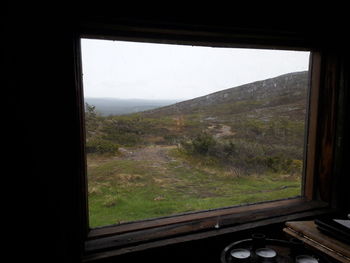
81, 39, 310, 228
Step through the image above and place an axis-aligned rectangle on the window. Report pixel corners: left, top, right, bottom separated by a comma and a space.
75, 24, 338, 259
81, 38, 311, 228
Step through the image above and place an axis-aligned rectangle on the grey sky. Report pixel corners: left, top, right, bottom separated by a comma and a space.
81, 38, 310, 100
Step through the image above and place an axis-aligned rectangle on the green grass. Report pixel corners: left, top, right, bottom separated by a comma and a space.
87, 149, 301, 228
84, 76, 306, 228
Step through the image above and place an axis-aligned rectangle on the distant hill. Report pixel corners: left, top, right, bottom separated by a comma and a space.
142, 71, 309, 121
85, 71, 308, 118
85, 71, 309, 166
84, 98, 179, 116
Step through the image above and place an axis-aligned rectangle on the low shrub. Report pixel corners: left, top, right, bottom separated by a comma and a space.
191, 132, 217, 155
86, 138, 119, 154
180, 133, 303, 175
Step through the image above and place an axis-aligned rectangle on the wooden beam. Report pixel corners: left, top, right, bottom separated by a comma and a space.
83, 207, 332, 262
304, 52, 321, 200
86, 199, 328, 252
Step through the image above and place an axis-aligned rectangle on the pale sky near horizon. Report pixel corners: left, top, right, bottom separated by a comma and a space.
81, 38, 310, 101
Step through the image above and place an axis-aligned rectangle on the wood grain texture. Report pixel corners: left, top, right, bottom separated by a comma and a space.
304, 52, 321, 200
88, 199, 323, 239
316, 54, 339, 202
284, 221, 350, 262
86, 200, 328, 253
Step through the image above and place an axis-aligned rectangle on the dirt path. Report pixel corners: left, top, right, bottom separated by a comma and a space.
214, 124, 235, 138
118, 145, 176, 164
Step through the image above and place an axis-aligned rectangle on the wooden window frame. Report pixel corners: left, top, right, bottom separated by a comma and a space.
73, 21, 340, 262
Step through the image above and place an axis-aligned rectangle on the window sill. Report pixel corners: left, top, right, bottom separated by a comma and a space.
83, 198, 331, 262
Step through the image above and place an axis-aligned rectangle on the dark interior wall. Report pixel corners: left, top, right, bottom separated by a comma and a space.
6, 12, 83, 262
6, 8, 350, 263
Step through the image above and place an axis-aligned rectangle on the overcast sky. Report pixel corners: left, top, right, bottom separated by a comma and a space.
81, 38, 310, 100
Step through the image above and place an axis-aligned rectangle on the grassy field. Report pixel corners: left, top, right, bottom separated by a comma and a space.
87, 145, 301, 228
85, 111, 304, 228
84, 72, 307, 228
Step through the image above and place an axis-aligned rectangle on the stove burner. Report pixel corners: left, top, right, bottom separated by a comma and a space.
221, 234, 327, 263
295, 255, 319, 263
255, 248, 277, 262
230, 248, 251, 262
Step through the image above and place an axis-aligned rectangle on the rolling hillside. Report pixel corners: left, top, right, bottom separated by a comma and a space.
85, 71, 309, 226
142, 71, 309, 120
85, 71, 309, 149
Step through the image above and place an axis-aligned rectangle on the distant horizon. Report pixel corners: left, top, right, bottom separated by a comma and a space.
81, 39, 310, 100
84, 97, 182, 101
84, 70, 308, 101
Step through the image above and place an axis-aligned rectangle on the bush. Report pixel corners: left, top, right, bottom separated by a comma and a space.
265, 156, 303, 174
183, 132, 216, 155
86, 138, 119, 154
101, 119, 144, 147
180, 133, 303, 175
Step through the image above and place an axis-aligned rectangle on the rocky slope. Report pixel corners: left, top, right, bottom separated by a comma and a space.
142, 71, 309, 118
